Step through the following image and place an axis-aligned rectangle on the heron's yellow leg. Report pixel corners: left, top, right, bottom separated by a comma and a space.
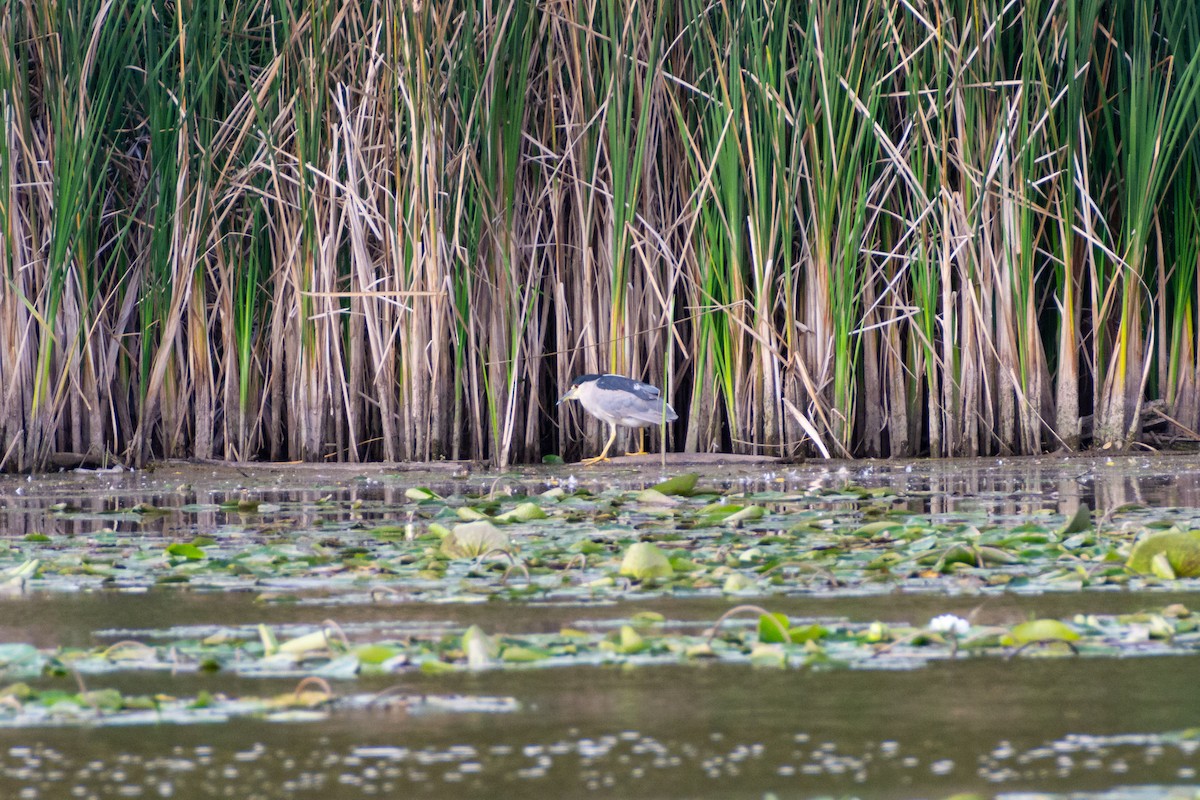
625, 429, 650, 457
581, 424, 618, 465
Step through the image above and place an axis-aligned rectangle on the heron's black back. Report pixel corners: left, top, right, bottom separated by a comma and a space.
573, 373, 662, 403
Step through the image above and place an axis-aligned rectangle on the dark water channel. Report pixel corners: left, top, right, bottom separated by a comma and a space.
2, 455, 1200, 798
3, 656, 1200, 799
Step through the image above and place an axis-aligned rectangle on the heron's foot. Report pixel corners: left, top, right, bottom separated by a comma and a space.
625, 430, 650, 457
579, 454, 611, 466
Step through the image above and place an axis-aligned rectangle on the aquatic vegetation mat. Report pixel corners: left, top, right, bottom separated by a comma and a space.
6, 465, 1200, 602
2, 601, 1199, 699
0, 681, 517, 728
4, 460, 1200, 799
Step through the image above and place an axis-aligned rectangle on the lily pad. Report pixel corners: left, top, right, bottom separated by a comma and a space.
165, 543, 205, 561
723, 506, 765, 526
1005, 619, 1081, 645
612, 625, 646, 654
440, 521, 511, 558
354, 644, 398, 665
494, 502, 547, 523
635, 488, 679, 506
723, 573, 755, 593
462, 625, 498, 669
501, 645, 549, 663
1060, 503, 1093, 534
278, 629, 334, 655
0, 644, 44, 678
852, 521, 903, 537
619, 543, 673, 581
651, 473, 699, 496
757, 613, 792, 644
1127, 530, 1200, 578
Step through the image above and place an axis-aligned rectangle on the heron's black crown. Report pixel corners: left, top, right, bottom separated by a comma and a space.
571, 374, 662, 402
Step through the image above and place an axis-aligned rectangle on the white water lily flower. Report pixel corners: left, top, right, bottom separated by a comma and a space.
928, 614, 970, 636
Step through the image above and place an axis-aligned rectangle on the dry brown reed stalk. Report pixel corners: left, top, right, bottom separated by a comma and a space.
4, 0, 1200, 470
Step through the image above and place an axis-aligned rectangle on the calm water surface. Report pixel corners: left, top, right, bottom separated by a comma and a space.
1, 455, 1200, 798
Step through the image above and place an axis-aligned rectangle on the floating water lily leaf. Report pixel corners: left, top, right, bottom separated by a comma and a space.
933, 544, 977, 570
82, 688, 126, 712
165, 543, 205, 561
278, 629, 333, 655
101, 642, 156, 662
619, 543, 673, 581
456, 507, 491, 522
542, 454, 565, 465
757, 613, 791, 644
494, 502, 547, 523
1006, 619, 1080, 645
1060, 503, 1092, 534
934, 544, 1018, 571
1127, 530, 1200, 578
724, 506, 765, 526
405, 487, 440, 501
258, 624, 278, 657
669, 556, 702, 573
0, 644, 43, 677
269, 688, 332, 709
1, 559, 39, 587
1146, 614, 1176, 639
440, 521, 510, 558
635, 488, 678, 506
0, 683, 33, 702
866, 552, 904, 570
852, 521, 903, 537
312, 654, 360, 679
1151, 552, 1176, 580
789, 624, 829, 644
462, 625, 497, 669
419, 659, 457, 675
723, 573, 755, 593
651, 473, 698, 496
699, 504, 745, 524
501, 645, 548, 663
749, 643, 786, 667
354, 644, 397, 665
615, 625, 646, 654
570, 540, 606, 556
630, 611, 665, 628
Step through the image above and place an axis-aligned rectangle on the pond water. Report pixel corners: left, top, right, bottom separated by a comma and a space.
2, 454, 1200, 798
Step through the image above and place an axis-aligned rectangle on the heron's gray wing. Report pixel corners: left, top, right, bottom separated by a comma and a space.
620, 400, 679, 425
595, 374, 661, 402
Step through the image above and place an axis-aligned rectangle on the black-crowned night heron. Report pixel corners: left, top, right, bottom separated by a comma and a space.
557, 374, 678, 464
